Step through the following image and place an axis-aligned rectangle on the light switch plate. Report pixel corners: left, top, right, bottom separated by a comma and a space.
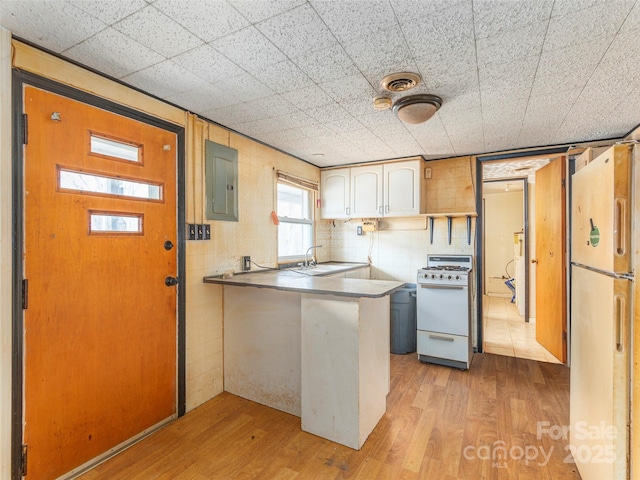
424, 167, 432, 179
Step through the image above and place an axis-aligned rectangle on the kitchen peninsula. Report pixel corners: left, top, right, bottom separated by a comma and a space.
203, 265, 403, 449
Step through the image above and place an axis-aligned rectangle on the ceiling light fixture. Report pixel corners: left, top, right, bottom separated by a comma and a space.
373, 96, 392, 110
392, 94, 443, 124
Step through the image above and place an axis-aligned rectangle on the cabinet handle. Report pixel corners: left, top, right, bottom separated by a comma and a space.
429, 334, 454, 342
345, 207, 350, 216
379, 206, 383, 215
385, 205, 389, 213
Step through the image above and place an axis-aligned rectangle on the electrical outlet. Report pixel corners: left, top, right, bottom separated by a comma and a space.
188, 224, 196, 240
242, 256, 251, 271
203, 224, 211, 240
357, 226, 363, 236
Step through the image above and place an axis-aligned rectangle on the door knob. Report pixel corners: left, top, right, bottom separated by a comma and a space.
164, 240, 174, 250
165, 276, 179, 286
531, 259, 538, 264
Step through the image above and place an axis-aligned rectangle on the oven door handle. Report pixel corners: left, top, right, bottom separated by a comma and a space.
419, 284, 464, 290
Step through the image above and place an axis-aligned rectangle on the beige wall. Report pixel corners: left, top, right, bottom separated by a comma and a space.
483, 190, 524, 296
1, 26, 13, 480
184, 115, 320, 409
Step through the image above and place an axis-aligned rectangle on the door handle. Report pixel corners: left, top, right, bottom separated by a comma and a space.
531, 259, 538, 264
165, 276, 179, 287
615, 295, 625, 352
164, 240, 174, 251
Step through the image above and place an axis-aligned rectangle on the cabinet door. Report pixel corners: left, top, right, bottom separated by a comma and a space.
384, 160, 421, 217
320, 168, 350, 219
351, 165, 383, 218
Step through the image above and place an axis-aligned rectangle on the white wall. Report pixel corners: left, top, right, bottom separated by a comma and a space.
483, 190, 524, 296
0, 26, 13, 480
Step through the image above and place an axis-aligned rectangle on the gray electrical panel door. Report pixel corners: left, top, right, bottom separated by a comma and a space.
205, 140, 238, 222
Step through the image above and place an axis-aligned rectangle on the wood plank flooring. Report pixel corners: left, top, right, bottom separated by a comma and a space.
79, 354, 580, 479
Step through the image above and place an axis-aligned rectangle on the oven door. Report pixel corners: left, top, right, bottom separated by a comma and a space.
417, 282, 469, 336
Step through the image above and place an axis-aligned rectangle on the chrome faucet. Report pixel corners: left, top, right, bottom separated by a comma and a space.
304, 245, 323, 268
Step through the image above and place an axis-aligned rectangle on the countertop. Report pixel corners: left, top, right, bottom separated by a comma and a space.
203, 263, 404, 298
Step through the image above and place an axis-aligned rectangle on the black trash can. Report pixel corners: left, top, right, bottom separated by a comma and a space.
390, 283, 417, 354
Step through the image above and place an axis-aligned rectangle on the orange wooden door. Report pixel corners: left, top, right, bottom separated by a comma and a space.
23, 86, 178, 479
534, 157, 567, 362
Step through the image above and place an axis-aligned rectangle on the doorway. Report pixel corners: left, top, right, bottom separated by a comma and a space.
12, 72, 186, 479
478, 156, 563, 363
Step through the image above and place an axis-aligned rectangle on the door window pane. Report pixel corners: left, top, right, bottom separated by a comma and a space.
90, 134, 141, 162
89, 212, 143, 234
59, 168, 162, 201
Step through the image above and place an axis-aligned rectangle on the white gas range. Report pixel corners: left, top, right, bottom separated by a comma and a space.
417, 255, 473, 369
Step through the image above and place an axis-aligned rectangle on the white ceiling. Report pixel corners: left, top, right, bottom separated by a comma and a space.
2, 0, 639, 167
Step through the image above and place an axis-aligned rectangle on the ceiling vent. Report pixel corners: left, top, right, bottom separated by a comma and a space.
392, 94, 442, 124
380, 72, 421, 92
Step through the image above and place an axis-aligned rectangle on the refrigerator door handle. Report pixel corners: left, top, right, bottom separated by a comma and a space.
614, 294, 625, 352
614, 197, 626, 256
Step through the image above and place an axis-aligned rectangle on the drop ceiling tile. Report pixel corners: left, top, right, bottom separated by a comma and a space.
341, 97, 379, 117
121, 60, 206, 99
292, 43, 360, 83
476, 21, 546, 68
214, 72, 274, 102
482, 98, 529, 124
473, 0, 553, 39
281, 85, 334, 110
211, 26, 286, 73
64, 27, 165, 78
319, 74, 376, 104
357, 110, 399, 129
166, 83, 241, 114
244, 94, 299, 118
205, 104, 261, 126
153, 0, 250, 42
312, 0, 397, 44
400, 2, 474, 57
543, 2, 632, 52
113, 5, 203, 58
414, 42, 478, 85
1, 1, 106, 52
619, 1, 640, 33
296, 123, 335, 139
551, 0, 612, 17
256, 3, 335, 58
229, 0, 307, 23
531, 36, 612, 97
70, 0, 148, 25
342, 25, 414, 74
479, 56, 538, 101
304, 103, 353, 123
367, 120, 408, 138
171, 44, 246, 83
325, 117, 366, 134
258, 60, 314, 94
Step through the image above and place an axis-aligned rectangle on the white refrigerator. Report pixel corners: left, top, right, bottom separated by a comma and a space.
570, 144, 633, 480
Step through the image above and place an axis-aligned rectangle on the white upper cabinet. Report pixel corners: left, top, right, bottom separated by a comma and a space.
384, 160, 421, 217
320, 168, 350, 219
350, 165, 383, 218
320, 159, 424, 219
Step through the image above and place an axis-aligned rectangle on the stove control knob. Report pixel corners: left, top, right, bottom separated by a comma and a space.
438, 274, 443, 279
447, 275, 452, 280
455, 275, 460, 280
429, 274, 435, 279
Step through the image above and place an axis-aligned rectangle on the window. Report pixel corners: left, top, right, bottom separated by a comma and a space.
277, 182, 314, 260
89, 211, 143, 235
89, 133, 142, 163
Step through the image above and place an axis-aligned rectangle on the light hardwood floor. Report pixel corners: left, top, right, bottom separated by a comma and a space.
80, 353, 579, 479
483, 295, 561, 364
